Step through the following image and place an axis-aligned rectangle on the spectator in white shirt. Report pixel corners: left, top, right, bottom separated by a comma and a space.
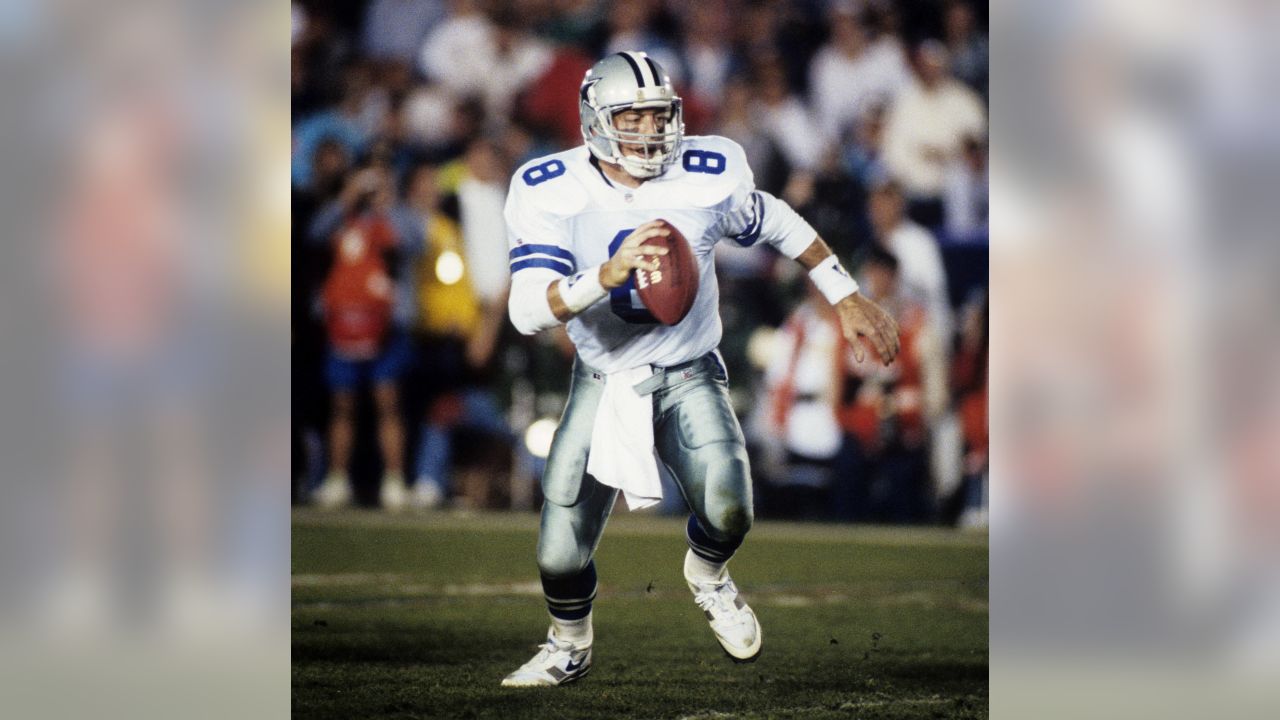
755, 56, 828, 207
678, 1, 737, 108
882, 40, 986, 228
417, 1, 552, 126
809, 1, 911, 145
753, 284, 846, 519
752, 56, 824, 172
455, 138, 510, 305
869, 179, 953, 343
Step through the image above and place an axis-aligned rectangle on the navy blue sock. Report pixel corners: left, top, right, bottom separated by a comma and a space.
541, 560, 597, 620
686, 514, 743, 564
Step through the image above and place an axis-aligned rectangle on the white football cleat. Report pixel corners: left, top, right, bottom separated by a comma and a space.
314, 474, 352, 509
687, 570, 762, 662
500, 628, 592, 687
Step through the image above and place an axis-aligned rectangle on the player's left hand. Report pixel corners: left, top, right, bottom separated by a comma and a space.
836, 293, 900, 366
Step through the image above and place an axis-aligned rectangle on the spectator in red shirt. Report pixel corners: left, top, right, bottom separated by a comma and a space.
311, 166, 417, 511
832, 247, 947, 522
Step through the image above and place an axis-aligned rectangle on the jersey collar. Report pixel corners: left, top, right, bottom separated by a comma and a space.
588, 154, 616, 189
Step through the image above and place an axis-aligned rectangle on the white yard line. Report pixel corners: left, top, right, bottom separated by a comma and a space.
292, 508, 988, 548
291, 575, 542, 595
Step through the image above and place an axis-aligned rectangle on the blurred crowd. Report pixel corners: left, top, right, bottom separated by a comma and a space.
291, 0, 989, 525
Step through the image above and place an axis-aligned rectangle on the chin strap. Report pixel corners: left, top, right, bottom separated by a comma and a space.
618, 154, 667, 178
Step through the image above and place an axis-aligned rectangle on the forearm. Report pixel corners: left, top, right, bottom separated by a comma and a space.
793, 237, 835, 271
508, 222, 667, 334
534, 223, 668, 327
547, 281, 571, 321
546, 265, 610, 322
509, 265, 610, 335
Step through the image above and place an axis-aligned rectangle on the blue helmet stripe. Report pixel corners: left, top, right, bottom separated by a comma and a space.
615, 52, 646, 87
643, 55, 663, 86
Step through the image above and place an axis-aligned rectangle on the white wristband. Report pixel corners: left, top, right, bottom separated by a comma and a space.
808, 255, 859, 305
557, 265, 609, 313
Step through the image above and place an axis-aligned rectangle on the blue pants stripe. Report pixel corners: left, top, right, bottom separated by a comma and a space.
542, 560, 597, 620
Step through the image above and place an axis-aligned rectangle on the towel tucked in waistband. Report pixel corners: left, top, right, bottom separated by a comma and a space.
586, 365, 662, 510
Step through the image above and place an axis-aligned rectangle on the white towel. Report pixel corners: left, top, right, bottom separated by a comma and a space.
586, 365, 663, 510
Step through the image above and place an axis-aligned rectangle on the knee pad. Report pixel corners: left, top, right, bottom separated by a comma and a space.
536, 539, 591, 579
699, 445, 754, 541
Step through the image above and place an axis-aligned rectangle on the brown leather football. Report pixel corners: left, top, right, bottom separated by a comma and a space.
635, 219, 699, 325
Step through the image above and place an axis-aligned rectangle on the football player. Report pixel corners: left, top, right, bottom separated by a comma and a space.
500, 52, 900, 687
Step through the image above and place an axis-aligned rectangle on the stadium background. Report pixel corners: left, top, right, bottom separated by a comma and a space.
0, 0, 1271, 718
292, 5, 988, 715
291, 0, 989, 525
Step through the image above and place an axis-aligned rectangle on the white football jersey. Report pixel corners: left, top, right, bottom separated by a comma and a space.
504, 135, 816, 373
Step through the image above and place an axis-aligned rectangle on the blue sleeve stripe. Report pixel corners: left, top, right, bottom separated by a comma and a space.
734, 224, 763, 247
733, 194, 762, 236
510, 257, 573, 276
509, 251, 576, 271
509, 243, 575, 264
732, 194, 765, 247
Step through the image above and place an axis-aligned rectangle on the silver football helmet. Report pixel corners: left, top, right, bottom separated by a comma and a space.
579, 51, 684, 179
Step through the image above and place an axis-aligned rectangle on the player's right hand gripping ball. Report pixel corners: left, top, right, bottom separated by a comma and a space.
635, 219, 698, 325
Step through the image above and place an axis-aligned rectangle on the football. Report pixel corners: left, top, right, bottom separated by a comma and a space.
635, 219, 698, 325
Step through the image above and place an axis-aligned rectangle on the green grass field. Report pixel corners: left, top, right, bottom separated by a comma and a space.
292, 509, 988, 719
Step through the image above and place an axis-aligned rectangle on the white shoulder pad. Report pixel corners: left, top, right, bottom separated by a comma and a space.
507, 148, 592, 218
660, 135, 755, 209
